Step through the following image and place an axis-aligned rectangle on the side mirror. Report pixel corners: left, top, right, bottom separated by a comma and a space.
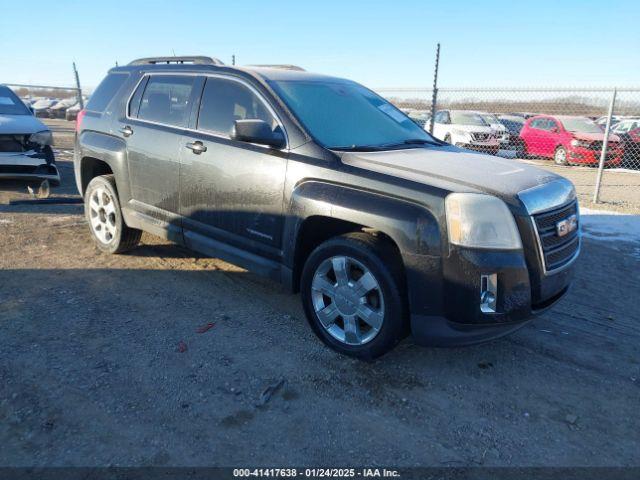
551, 126, 559, 133
231, 119, 285, 149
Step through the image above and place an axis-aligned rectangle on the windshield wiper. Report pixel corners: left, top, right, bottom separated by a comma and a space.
329, 145, 386, 151
380, 138, 444, 148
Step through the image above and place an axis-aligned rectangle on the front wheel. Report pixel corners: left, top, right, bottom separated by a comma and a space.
84, 175, 142, 254
300, 232, 408, 359
554, 146, 568, 165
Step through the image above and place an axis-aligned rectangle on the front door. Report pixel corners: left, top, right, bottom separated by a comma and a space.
118, 74, 199, 240
179, 75, 288, 260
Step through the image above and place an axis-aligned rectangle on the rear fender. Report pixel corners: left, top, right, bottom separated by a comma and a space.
76, 131, 129, 200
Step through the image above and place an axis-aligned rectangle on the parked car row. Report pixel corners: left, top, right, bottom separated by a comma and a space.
20, 95, 89, 119
415, 108, 640, 168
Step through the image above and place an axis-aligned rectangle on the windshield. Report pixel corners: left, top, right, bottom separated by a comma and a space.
561, 117, 603, 133
268, 79, 435, 149
500, 119, 523, 134
0, 87, 31, 115
450, 112, 488, 126
480, 113, 499, 124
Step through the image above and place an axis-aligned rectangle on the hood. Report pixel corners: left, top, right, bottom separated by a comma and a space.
450, 124, 493, 133
0, 114, 48, 135
572, 131, 620, 143
340, 145, 558, 203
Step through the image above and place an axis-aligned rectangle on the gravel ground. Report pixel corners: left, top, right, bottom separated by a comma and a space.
0, 121, 639, 467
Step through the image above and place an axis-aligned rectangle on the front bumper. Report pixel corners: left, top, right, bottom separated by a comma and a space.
456, 142, 500, 154
568, 146, 623, 165
410, 246, 574, 346
0, 149, 60, 185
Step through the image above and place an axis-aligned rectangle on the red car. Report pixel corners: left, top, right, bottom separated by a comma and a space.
519, 115, 624, 166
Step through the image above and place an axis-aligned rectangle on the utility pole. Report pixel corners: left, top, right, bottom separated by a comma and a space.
429, 43, 441, 135
72, 62, 84, 109
593, 89, 617, 203
232, 54, 236, 66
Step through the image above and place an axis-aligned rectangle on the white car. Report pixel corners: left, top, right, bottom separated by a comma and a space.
477, 112, 510, 146
430, 110, 500, 155
31, 98, 58, 117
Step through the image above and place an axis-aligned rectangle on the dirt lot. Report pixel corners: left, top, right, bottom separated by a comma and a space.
0, 121, 639, 467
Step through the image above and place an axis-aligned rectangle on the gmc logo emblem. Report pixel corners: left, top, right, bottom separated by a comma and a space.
556, 214, 578, 237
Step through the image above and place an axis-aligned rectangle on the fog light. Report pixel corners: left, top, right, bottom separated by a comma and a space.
480, 274, 498, 313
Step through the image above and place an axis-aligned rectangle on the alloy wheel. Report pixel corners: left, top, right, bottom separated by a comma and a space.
555, 147, 567, 165
311, 255, 385, 346
89, 187, 118, 244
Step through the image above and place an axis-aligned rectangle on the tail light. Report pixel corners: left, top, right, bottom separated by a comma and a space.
76, 109, 86, 133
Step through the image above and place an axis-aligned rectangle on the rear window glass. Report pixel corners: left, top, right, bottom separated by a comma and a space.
137, 75, 196, 128
85, 73, 128, 112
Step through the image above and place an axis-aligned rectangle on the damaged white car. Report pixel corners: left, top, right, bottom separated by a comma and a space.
0, 85, 59, 186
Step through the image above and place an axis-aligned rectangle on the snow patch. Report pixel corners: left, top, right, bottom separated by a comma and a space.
580, 207, 640, 243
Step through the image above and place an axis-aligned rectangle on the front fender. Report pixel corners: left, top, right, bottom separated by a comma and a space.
285, 180, 445, 317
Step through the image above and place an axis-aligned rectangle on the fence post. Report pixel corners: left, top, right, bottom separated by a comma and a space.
429, 43, 440, 134
593, 88, 617, 204
72, 62, 84, 109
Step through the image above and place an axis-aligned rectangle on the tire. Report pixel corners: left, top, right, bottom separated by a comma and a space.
300, 232, 408, 359
554, 146, 568, 166
84, 175, 141, 254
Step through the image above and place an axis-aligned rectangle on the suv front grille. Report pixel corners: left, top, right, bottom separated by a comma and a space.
533, 201, 580, 273
471, 133, 492, 142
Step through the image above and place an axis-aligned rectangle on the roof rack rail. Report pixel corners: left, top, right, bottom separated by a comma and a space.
128, 56, 225, 66
247, 64, 306, 71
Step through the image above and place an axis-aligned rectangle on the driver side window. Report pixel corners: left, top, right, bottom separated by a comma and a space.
197, 77, 276, 136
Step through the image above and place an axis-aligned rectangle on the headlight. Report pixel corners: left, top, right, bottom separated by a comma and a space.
29, 130, 53, 146
445, 193, 522, 249
570, 139, 590, 148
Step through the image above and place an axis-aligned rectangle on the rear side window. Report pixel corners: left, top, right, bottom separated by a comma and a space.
85, 73, 128, 112
197, 77, 275, 135
137, 75, 196, 128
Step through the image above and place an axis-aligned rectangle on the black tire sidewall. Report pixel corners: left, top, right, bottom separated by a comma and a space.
84, 176, 126, 254
300, 235, 406, 359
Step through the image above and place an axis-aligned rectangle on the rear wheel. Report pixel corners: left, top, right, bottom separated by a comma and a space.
300, 232, 408, 359
84, 175, 141, 254
554, 146, 568, 165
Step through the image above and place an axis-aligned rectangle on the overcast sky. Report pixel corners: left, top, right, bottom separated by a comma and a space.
1, 0, 638, 91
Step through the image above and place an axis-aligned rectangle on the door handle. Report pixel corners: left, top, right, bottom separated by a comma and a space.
119, 126, 133, 137
186, 141, 207, 154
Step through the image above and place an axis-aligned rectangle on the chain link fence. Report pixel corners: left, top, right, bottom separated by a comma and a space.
6, 84, 85, 121
377, 87, 640, 212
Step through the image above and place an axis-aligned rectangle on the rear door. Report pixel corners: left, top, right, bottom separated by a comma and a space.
539, 118, 559, 157
116, 74, 199, 241
524, 118, 546, 156
179, 75, 288, 260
